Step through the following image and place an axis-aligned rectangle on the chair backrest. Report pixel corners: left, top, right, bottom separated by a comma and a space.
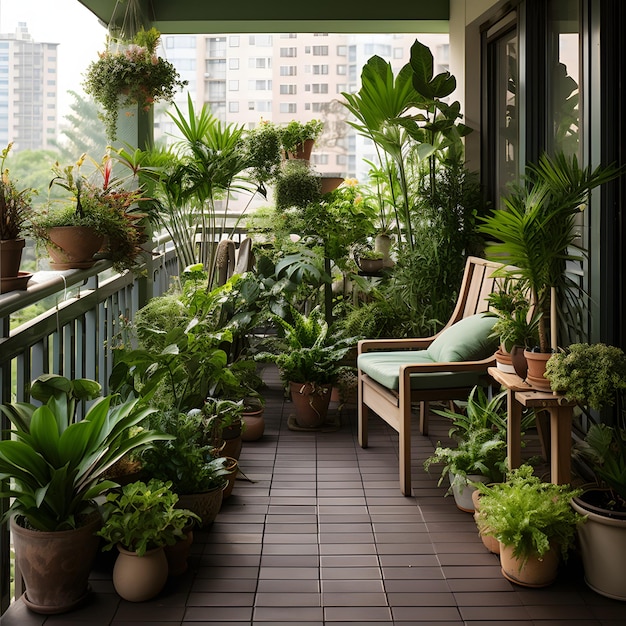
444, 256, 504, 330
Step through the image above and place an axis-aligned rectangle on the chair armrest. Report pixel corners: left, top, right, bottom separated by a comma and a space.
358, 336, 437, 354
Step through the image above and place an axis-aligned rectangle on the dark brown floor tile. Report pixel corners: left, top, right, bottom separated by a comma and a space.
252, 606, 324, 621
254, 592, 321, 606
320, 554, 380, 567
524, 604, 598, 620
260, 554, 319, 567
391, 606, 462, 621
384, 579, 452, 593
324, 606, 392, 621
190, 578, 257, 593
458, 605, 532, 621
183, 605, 253, 621
321, 567, 383, 580
186, 592, 255, 607
321, 580, 384, 593
258, 566, 319, 580
381, 566, 445, 580
378, 554, 439, 567
256, 579, 320, 593
386, 591, 456, 606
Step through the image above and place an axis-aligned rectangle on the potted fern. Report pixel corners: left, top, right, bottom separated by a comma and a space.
475, 465, 584, 587
280, 119, 324, 160
255, 305, 358, 428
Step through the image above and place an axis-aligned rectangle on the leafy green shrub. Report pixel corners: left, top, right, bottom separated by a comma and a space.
475, 465, 584, 564
97, 479, 199, 556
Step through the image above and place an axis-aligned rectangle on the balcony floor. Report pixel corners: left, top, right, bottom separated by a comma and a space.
2, 366, 625, 625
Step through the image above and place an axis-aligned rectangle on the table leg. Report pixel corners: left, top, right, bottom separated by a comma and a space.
507, 389, 522, 470
550, 407, 572, 484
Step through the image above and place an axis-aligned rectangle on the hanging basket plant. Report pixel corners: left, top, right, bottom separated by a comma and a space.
83, 27, 187, 141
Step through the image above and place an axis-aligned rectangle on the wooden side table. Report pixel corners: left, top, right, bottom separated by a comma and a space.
488, 367, 576, 484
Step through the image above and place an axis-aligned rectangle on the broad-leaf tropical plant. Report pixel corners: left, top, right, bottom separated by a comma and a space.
0, 374, 169, 532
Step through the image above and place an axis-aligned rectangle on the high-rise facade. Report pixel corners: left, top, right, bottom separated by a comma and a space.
156, 32, 449, 182
0, 22, 58, 151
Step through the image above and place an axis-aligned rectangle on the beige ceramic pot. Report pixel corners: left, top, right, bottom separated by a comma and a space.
112, 545, 168, 602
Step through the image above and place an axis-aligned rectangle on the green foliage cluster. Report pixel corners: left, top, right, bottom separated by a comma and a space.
280, 119, 324, 153
255, 305, 358, 387
424, 428, 508, 488
97, 479, 200, 556
545, 343, 626, 411
0, 143, 36, 239
475, 465, 584, 563
0, 374, 167, 532
275, 160, 322, 210
139, 411, 231, 495
84, 28, 187, 140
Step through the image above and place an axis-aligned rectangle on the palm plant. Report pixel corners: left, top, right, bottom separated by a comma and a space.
480, 152, 621, 352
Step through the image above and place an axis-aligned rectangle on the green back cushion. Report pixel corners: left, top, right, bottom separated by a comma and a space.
426, 314, 498, 362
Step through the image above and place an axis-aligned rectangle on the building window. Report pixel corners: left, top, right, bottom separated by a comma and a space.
229, 80, 239, 91
337, 65, 347, 75
280, 47, 297, 57
280, 84, 297, 95
229, 101, 239, 112
312, 84, 329, 94
229, 36, 240, 47
229, 58, 239, 70
280, 103, 297, 113
250, 35, 273, 46
248, 79, 272, 91
312, 65, 329, 75
337, 45, 347, 56
313, 46, 329, 56
280, 66, 297, 76
249, 58, 271, 69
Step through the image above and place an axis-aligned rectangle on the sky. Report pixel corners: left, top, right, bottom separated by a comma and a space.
1, 0, 106, 119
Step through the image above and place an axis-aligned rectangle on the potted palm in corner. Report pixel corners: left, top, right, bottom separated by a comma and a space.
546, 342, 626, 600
480, 152, 621, 390
0, 374, 168, 614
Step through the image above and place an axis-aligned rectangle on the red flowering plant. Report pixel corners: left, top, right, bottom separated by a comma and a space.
84, 27, 187, 141
33, 153, 155, 273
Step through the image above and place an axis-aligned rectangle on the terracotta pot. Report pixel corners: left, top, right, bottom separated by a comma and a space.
176, 485, 224, 528
471, 490, 500, 554
46, 226, 104, 269
112, 545, 168, 602
499, 542, 559, 587
241, 405, 265, 441
288, 138, 315, 161
164, 525, 194, 576
524, 349, 552, 391
495, 347, 516, 374
571, 491, 626, 600
320, 176, 344, 194
289, 381, 332, 428
357, 257, 385, 274
0, 270, 31, 294
0, 237, 25, 278
10, 512, 102, 614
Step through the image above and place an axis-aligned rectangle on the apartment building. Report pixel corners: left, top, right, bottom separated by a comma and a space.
157, 32, 449, 182
0, 22, 58, 151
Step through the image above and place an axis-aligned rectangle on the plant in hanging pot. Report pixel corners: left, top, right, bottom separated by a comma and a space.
475, 465, 584, 587
255, 305, 359, 428
84, 27, 187, 141
479, 152, 622, 390
546, 342, 626, 599
0, 374, 168, 614
0, 142, 36, 291
97, 479, 200, 601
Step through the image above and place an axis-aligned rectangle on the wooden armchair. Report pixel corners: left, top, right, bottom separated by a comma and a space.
357, 256, 504, 495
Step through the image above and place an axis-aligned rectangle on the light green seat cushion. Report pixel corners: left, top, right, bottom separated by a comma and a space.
357, 314, 498, 391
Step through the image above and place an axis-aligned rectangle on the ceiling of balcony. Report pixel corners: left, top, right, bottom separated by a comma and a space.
76, 1, 450, 33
